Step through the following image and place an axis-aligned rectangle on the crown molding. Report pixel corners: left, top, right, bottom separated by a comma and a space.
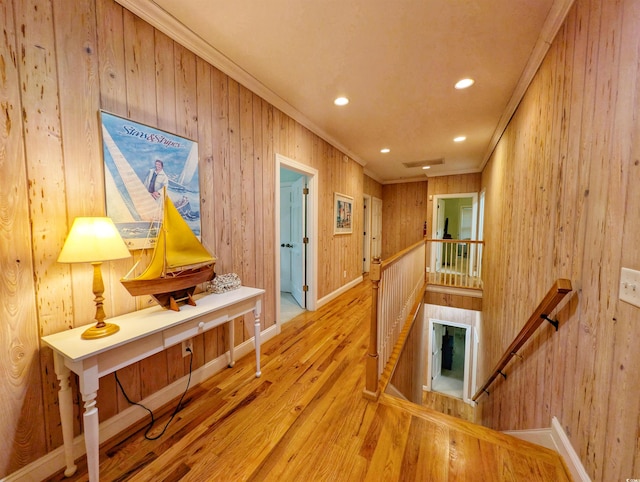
480, 0, 576, 170
113, 0, 366, 167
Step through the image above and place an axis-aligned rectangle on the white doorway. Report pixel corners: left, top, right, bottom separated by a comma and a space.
276, 154, 318, 328
363, 194, 371, 272
280, 172, 305, 322
430, 193, 478, 274
428, 318, 473, 402
371, 197, 382, 259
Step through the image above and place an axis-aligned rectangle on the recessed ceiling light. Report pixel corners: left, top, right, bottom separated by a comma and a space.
454, 136, 466, 142
380, 148, 390, 153
455, 78, 475, 89
334, 97, 349, 106
422, 166, 431, 170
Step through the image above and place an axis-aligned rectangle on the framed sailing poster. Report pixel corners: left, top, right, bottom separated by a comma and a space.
100, 111, 201, 249
334, 192, 353, 234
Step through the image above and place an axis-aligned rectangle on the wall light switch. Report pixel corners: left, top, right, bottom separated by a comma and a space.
620, 267, 640, 308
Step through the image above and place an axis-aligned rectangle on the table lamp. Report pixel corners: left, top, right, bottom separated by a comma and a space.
58, 217, 131, 339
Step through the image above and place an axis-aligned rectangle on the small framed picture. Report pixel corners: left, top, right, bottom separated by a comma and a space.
334, 192, 354, 235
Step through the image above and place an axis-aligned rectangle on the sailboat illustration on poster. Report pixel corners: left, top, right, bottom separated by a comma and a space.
100, 110, 202, 250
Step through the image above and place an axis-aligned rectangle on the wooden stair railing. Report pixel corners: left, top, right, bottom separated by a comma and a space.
472, 278, 572, 402
425, 238, 484, 289
365, 239, 427, 401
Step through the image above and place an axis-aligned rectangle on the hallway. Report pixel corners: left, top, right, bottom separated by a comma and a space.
49, 279, 570, 481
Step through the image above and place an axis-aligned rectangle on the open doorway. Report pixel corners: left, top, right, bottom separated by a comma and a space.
280, 168, 306, 322
363, 194, 371, 273
428, 318, 473, 401
430, 193, 479, 276
276, 154, 318, 327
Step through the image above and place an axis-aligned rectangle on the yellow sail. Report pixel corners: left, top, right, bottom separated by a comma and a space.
132, 193, 214, 281
164, 194, 214, 269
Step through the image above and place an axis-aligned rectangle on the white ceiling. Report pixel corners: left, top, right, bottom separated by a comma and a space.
121, 0, 573, 183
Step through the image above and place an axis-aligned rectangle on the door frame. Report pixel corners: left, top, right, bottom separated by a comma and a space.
427, 318, 473, 404
430, 192, 478, 274
363, 194, 372, 272
371, 196, 382, 258
275, 154, 318, 329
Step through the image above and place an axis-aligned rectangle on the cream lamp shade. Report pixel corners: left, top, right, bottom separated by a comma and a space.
58, 217, 131, 263
58, 217, 131, 339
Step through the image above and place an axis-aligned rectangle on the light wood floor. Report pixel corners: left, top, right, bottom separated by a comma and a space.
49, 279, 570, 481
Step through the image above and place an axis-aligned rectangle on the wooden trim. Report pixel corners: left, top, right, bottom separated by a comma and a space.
113, 0, 366, 168
480, 0, 576, 169
381, 238, 427, 271
550, 417, 591, 482
425, 238, 484, 245
472, 279, 572, 401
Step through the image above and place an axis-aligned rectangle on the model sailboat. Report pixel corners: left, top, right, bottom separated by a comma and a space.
121, 190, 216, 311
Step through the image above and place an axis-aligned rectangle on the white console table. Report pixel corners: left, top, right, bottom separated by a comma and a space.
41, 286, 264, 481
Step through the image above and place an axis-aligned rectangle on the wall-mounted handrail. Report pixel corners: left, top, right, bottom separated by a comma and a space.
472, 278, 572, 401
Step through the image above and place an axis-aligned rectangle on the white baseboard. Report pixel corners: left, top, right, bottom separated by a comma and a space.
317, 275, 363, 308
503, 426, 556, 450
503, 417, 590, 482
3, 325, 277, 482
551, 416, 591, 482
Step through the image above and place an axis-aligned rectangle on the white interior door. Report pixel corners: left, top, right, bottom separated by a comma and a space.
460, 206, 473, 275
363, 195, 371, 272
371, 197, 382, 258
280, 186, 292, 293
290, 176, 306, 308
460, 206, 472, 239
436, 198, 445, 239
476, 190, 485, 278
431, 323, 444, 385
431, 198, 445, 268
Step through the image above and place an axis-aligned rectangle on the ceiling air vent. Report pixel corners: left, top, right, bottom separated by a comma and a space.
402, 158, 444, 168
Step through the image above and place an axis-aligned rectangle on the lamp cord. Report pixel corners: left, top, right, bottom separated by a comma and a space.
114, 347, 194, 441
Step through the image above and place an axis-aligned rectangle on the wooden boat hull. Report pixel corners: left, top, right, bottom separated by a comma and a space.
121, 264, 215, 310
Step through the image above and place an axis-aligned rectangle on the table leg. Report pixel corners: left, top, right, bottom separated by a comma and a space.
82, 391, 100, 480
254, 301, 262, 378
228, 318, 235, 367
53, 353, 77, 477
79, 361, 100, 481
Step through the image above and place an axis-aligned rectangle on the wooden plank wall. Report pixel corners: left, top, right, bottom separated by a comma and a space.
381, 181, 428, 259
368, 175, 477, 262
0, 0, 365, 476
363, 173, 383, 199
424, 291, 482, 312
388, 303, 425, 404
0, 0, 48, 472
479, 0, 640, 480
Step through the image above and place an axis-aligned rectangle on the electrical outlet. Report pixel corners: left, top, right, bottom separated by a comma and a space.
182, 339, 193, 357
343, 270, 347, 278
620, 267, 640, 308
